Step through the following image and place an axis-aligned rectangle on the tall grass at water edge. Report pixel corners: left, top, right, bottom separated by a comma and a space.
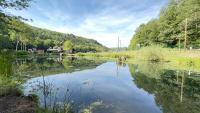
76, 45, 200, 70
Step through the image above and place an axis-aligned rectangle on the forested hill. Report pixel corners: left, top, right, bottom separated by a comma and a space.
129, 0, 200, 49
0, 16, 108, 52
25, 25, 108, 52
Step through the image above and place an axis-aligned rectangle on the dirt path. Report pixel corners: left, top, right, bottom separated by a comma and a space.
0, 94, 37, 113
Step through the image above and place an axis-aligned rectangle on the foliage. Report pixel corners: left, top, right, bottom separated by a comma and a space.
0, 18, 107, 52
0, 0, 32, 10
78, 46, 200, 71
0, 52, 22, 96
76, 51, 136, 59
135, 45, 164, 62
0, 0, 32, 51
16, 50, 29, 56
63, 40, 73, 51
0, 0, 107, 53
129, 0, 200, 49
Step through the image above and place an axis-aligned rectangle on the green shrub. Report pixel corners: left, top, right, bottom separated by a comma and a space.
76, 52, 85, 56
137, 45, 164, 62
16, 51, 29, 56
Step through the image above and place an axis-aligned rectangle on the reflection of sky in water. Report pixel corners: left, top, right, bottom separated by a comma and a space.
23, 62, 162, 113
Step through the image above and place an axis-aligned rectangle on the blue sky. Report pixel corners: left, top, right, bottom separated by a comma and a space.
8, 0, 168, 47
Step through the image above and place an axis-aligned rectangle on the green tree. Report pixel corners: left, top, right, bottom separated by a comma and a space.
0, 0, 32, 50
0, 0, 31, 10
129, 0, 200, 49
63, 41, 73, 51
129, 20, 160, 49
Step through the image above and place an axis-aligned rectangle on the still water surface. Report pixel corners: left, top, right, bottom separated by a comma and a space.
19, 57, 200, 113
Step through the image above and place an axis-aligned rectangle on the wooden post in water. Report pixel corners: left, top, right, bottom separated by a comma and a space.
184, 18, 188, 50
180, 72, 184, 103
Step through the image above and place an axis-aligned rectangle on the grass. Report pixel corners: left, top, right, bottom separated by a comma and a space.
76, 51, 136, 59
75, 46, 200, 71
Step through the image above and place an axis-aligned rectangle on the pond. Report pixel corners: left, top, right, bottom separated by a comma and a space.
1, 55, 200, 113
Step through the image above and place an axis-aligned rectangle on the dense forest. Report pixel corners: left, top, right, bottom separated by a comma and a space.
129, 0, 200, 49
0, 0, 107, 53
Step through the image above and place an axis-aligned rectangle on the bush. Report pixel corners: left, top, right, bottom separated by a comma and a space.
76, 52, 85, 56
137, 45, 164, 62
16, 51, 29, 56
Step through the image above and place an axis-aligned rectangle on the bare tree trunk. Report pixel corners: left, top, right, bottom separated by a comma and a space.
25, 44, 27, 51
21, 42, 23, 51
184, 18, 188, 50
23, 43, 25, 51
16, 41, 19, 51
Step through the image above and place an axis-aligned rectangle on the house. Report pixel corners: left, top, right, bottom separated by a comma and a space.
37, 50, 45, 54
28, 49, 33, 53
47, 47, 63, 53
28, 48, 37, 53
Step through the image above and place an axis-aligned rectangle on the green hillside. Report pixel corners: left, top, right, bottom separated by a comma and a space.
0, 15, 108, 52
26, 25, 108, 52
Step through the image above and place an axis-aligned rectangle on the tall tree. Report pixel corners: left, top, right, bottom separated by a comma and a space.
0, 0, 32, 50
63, 41, 73, 52
129, 0, 200, 49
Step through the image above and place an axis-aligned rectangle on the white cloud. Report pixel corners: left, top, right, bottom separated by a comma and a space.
10, 0, 167, 48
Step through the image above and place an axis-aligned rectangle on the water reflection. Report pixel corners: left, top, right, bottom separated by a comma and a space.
23, 61, 200, 113
0, 52, 21, 96
129, 63, 200, 113
1, 54, 200, 113
14, 57, 106, 77
24, 62, 161, 113
28, 74, 74, 113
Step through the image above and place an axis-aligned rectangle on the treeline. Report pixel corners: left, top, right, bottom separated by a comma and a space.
129, 0, 200, 49
0, 0, 107, 53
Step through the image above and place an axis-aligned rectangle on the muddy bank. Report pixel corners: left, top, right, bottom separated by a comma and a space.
0, 92, 37, 113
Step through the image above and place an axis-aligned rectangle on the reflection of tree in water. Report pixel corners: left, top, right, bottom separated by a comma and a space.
13, 57, 105, 77
128, 64, 200, 113
25, 59, 109, 113
0, 53, 13, 78
62, 57, 105, 72
0, 52, 23, 96
131, 62, 164, 79
27, 75, 111, 113
27, 65, 74, 113
76, 80, 114, 113
3, 56, 106, 112
116, 61, 126, 67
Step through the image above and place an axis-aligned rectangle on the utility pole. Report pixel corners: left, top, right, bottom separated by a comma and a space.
119, 40, 121, 51
117, 37, 119, 52
184, 18, 188, 50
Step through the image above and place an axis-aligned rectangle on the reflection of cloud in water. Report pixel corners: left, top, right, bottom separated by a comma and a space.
23, 62, 163, 113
